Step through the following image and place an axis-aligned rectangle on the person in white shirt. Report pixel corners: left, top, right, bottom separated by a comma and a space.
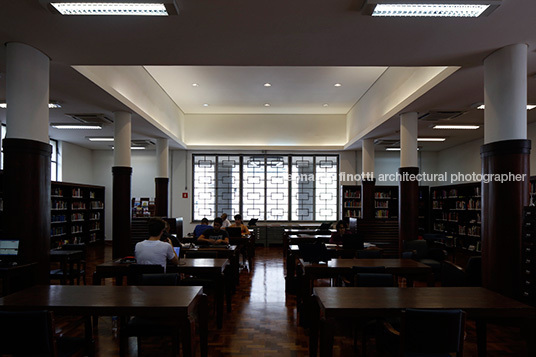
135, 217, 179, 272
216, 213, 231, 228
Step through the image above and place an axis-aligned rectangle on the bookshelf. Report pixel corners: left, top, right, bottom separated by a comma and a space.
374, 186, 398, 219
430, 182, 481, 253
132, 197, 156, 218
341, 185, 361, 218
521, 206, 536, 306
51, 181, 105, 247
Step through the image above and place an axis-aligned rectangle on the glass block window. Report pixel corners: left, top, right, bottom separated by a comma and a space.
193, 154, 338, 221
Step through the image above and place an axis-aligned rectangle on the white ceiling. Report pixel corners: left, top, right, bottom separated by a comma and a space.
144, 66, 387, 115
0, 0, 535, 152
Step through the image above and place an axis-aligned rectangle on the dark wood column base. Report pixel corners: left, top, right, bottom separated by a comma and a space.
398, 167, 419, 256
112, 166, 132, 259
155, 177, 169, 217
3, 138, 51, 284
480, 139, 530, 299
361, 179, 376, 220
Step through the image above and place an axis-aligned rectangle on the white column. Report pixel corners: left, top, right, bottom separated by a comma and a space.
156, 138, 169, 178
114, 111, 131, 167
362, 138, 375, 177
400, 112, 418, 168
6, 43, 49, 143
484, 44, 528, 144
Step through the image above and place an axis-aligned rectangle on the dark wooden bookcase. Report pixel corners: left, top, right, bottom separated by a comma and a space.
51, 181, 105, 247
341, 185, 361, 218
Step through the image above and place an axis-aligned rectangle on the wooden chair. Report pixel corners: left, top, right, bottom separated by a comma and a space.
50, 244, 87, 285
126, 264, 164, 285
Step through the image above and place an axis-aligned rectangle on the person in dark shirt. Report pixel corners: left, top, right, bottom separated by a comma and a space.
193, 218, 213, 238
198, 217, 229, 245
330, 220, 350, 246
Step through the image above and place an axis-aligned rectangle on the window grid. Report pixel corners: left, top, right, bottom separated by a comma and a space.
193, 154, 338, 222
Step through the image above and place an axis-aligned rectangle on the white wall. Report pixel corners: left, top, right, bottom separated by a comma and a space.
61, 142, 94, 185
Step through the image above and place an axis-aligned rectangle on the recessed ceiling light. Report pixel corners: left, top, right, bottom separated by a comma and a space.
264, 103, 271, 107
45, 0, 179, 16
203, 103, 209, 107
478, 104, 536, 110
264, 83, 272, 87
363, 1, 501, 18
334, 83, 342, 87
51, 124, 102, 130
192, 83, 199, 87
417, 137, 446, 142
88, 137, 114, 142
0, 102, 62, 109
323, 104, 329, 107
433, 125, 480, 130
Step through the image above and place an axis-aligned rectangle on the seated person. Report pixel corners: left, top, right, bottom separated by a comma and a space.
330, 220, 351, 246
135, 217, 179, 271
198, 217, 230, 245
229, 214, 250, 235
193, 217, 213, 238
162, 220, 181, 247
214, 213, 231, 228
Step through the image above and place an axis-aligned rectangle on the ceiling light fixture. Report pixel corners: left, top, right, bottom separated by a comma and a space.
264, 103, 271, 107
477, 104, 536, 110
112, 146, 146, 150
192, 83, 199, 87
418, 137, 446, 142
42, 0, 179, 16
264, 83, 272, 87
433, 125, 480, 130
51, 124, 102, 129
0, 102, 62, 109
88, 137, 114, 141
362, 0, 501, 18
334, 83, 342, 87
386, 147, 420, 151
203, 103, 209, 107
323, 104, 329, 107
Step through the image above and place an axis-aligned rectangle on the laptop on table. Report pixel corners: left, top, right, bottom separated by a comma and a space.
226, 227, 242, 238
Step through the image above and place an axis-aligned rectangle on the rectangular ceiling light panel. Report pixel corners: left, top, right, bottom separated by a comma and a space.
364, 1, 501, 17
48, 1, 177, 16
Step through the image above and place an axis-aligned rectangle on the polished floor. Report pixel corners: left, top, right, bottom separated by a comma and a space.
56, 244, 529, 356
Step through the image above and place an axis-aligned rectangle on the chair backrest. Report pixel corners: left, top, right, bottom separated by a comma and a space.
355, 273, 395, 287
141, 273, 179, 286
401, 250, 416, 259
465, 256, 482, 286
185, 250, 219, 258
401, 308, 465, 356
127, 264, 165, 285
403, 240, 429, 260
0, 310, 57, 356
61, 243, 87, 256
356, 249, 382, 259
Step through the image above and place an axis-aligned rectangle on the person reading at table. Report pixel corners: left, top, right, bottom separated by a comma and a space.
330, 220, 351, 246
198, 217, 229, 245
193, 217, 213, 238
229, 214, 250, 235
135, 217, 179, 270
162, 220, 181, 247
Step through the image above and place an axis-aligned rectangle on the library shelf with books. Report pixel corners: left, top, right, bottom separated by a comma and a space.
374, 186, 398, 219
430, 182, 481, 256
132, 197, 156, 218
341, 185, 361, 218
51, 181, 105, 247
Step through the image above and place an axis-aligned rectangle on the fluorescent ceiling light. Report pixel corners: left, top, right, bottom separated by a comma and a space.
51, 124, 102, 129
433, 125, 480, 130
477, 104, 536, 110
264, 103, 271, 107
88, 137, 114, 141
0, 102, 62, 109
363, 1, 501, 17
44, 0, 178, 16
386, 147, 420, 151
112, 146, 146, 150
418, 137, 446, 142
334, 83, 342, 87
264, 83, 272, 87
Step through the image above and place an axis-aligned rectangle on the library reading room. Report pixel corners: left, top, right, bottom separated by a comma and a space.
1, 1, 536, 356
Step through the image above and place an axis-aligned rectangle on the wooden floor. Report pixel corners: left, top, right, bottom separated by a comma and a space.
55, 244, 529, 356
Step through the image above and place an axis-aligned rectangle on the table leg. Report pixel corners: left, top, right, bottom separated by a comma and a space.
309, 295, 320, 357
84, 315, 95, 357
215, 274, 224, 329
285, 250, 296, 293
181, 314, 194, 357
119, 316, 128, 357
199, 293, 208, 357
476, 319, 487, 357
319, 318, 334, 357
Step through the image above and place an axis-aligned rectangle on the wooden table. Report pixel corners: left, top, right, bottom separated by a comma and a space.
50, 249, 84, 285
0, 285, 208, 357
182, 245, 240, 286
284, 233, 333, 257
311, 287, 536, 357
94, 258, 230, 329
